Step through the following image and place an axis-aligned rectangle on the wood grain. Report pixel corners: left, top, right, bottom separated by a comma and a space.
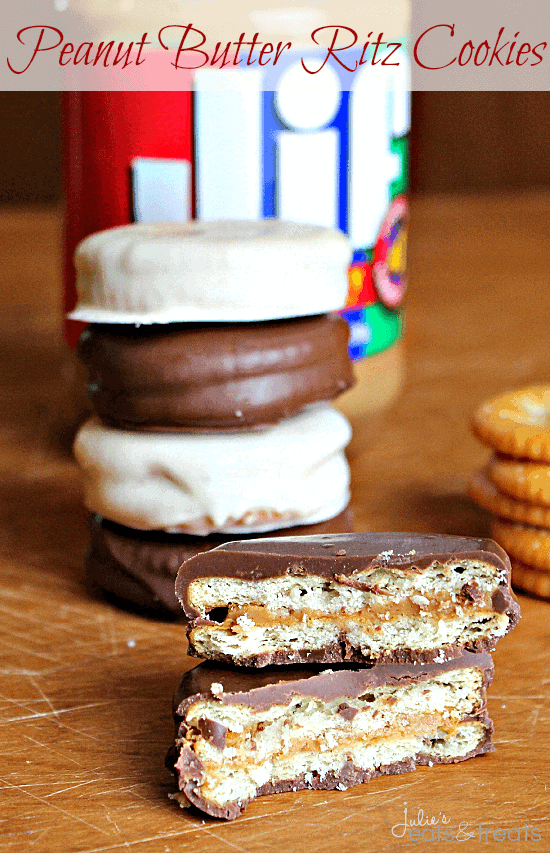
1, 197, 550, 852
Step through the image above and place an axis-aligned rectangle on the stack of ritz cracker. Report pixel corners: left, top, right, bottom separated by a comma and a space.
167, 532, 519, 819
70, 220, 357, 615
470, 386, 550, 600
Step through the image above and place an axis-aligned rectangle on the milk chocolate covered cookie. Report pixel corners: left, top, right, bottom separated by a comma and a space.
78, 315, 354, 431
177, 533, 520, 666
167, 652, 494, 820
86, 509, 354, 616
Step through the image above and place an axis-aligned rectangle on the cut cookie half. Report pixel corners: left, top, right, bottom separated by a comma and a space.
177, 533, 520, 666
167, 652, 494, 820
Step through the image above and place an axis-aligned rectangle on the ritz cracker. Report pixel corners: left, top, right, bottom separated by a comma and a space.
63, 46, 409, 408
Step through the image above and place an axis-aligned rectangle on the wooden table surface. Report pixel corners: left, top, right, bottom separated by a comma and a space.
1, 196, 550, 852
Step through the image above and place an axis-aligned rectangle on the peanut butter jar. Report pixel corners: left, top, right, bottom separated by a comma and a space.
63, 1, 410, 420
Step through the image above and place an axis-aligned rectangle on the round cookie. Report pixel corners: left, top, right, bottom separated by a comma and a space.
488, 454, 550, 507
73, 406, 351, 535
469, 470, 550, 528
86, 508, 355, 616
78, 315, 354, 432
491, 518, 550, 572
472, 386, 550, 462
510, 560, 550, 601
68, 220, 351, 324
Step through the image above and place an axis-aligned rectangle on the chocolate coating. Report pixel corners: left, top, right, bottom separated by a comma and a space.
185, 637, 504, 668
173, 651, 494, 716
176, 531, 520, 624
196, 717, 227, 752
77, 315, 354, 431
168, 654, 494, 820
86, 510, 354, 616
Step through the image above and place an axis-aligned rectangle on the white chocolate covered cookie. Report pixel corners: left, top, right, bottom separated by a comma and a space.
68, 220, 351, 324
73, 405, 351, 535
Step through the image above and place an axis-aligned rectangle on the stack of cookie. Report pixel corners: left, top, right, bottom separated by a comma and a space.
69, 221, 356, 615
166, 532, 520, 820
470, 386, 550, 599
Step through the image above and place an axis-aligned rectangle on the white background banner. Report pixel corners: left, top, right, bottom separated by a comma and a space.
1, 0, 549, 90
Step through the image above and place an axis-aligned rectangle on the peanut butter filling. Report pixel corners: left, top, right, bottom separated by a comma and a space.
206, 595, 496, 633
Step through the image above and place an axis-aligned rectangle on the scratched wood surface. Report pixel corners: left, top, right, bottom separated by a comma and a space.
1, 197, 550, 853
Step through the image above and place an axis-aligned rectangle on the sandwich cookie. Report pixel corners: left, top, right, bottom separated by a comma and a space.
86, 508, 354, 616
68, 220, 351, 324
177, 532, 520, 667
74, 406, 351, 535
166, 652, 494, 820
77, 315, 354, 432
